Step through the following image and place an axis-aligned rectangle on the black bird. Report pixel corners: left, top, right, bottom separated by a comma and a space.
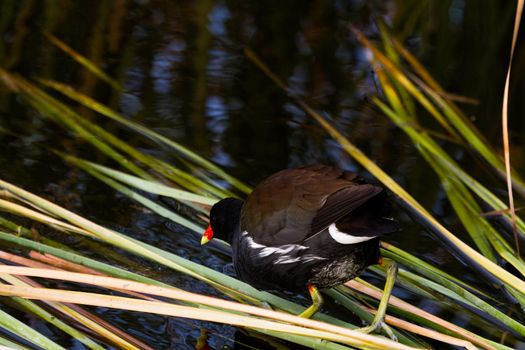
201, 165, 399, 336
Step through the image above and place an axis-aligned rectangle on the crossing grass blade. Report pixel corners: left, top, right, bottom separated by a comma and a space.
60, 154, 209, 232
373, 25, 525, 199
369, 43, 525, 285
0, 69, 234, 198
0, 275, 111, 350
339, 282, 511, 350
0, 335, 29, 349
37, 78, 251, 195
43, 32, 122, 91
358, 28, 525, 194
0, 308, 66, 350
63, 158, 218, 206
0, 266, 419, 350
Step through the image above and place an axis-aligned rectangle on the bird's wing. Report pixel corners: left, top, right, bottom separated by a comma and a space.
309, 184, 383, 236
241, 166, 380, 245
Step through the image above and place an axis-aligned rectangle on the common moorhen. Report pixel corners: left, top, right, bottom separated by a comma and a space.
201, 165, 399, 336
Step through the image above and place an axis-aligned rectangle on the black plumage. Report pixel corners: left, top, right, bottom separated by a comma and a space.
205, 165, 399, 293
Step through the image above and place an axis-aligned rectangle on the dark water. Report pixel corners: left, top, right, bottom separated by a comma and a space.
0, 0, 524, 349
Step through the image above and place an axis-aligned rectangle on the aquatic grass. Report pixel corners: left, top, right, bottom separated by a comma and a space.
0, 175, 504, 348
366, 32, 525, 299
37, 78, 251, 195
1, 143, 516, 348
372, 23, 525, 268
3, 71, 520, 350
389, 16, 525, 200
425, 147, 525, 277
0, 308, 67, 350
380, 243, 496, 302
0, 69, 233, 199
1, 241, 348, 349
60, 153, 209, 233
377, 266, 525, 336
0, 275, 118, 350
244, 44, 525, 350
354, 28, 525, 198
316, 295, 476, 350
0, 179, 427, 348
58, 152, 215, 217
244, 47, 525, 297
327, 287, 500, 350
0, 335, 28, 349
0, 198, 91, 237
367, 42, 525, 272
499, 0, 523, 255
341, 282, 511, 350
46, 151, 504, 342
345, 265, 523, 346
0, 266, 413, 350
376, 91, 525, 239
0, 137, 517, 348
0, 69, 153, 181
43, 32, 122, 91
373, 23, 525, 203
24, 152, 516, 338
1, 284, 400, 350
3, 246, 324, 349
1, 24, 524, 349
373, 77, 525, 244
0, 231, 171, 289
0, 178, 242, 296
66, 159, 218, 206
363, 259, 524, 338
0, 266, 408, 347
374, 89, 525, 310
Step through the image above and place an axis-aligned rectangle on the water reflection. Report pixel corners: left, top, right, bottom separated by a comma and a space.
0, 0, 523, 348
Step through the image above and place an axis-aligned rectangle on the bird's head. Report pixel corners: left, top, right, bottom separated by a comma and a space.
201, 198, 243, 245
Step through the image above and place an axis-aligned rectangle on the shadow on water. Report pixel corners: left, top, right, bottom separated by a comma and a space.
0, 0, 524, 349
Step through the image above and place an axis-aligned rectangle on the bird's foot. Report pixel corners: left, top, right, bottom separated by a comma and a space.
356, 320, 397, 341
354, 258, 398, 340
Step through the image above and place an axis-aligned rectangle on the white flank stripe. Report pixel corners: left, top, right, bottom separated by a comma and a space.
242, 230, 307, 257
328, 223, 376, 244
242, 231, 326, 263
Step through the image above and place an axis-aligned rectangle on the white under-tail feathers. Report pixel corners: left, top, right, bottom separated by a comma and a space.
327, 223, 376, 244
327, 215, 396, 244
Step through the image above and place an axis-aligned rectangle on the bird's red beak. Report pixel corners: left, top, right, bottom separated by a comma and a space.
201, 224, 214, 245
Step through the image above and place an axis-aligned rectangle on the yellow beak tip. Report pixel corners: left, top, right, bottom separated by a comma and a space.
200, 236, 210, 245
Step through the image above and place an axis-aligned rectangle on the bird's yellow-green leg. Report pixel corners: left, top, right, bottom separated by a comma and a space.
357, 258, 398, 340
299, 283, 323, 318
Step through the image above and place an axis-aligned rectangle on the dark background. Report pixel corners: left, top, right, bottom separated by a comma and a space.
0, 1, 524, 348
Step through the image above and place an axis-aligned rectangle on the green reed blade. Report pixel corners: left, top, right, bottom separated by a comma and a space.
38, 79, 251, 195
0, 308, 66, 350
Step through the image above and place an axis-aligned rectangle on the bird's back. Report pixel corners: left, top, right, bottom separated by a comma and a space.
240, 165, 393, 246
231, 165, 398, 291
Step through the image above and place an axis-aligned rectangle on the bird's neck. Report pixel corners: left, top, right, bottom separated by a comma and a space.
218, 198, 243, 244
224, 216, 241, 245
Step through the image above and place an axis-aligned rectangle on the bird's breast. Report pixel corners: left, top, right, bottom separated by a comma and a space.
231, 230, 327, 291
